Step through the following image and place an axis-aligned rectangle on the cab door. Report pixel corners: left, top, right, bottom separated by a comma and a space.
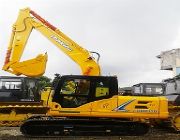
51, 77, 92, 117
90, 79, 118, 117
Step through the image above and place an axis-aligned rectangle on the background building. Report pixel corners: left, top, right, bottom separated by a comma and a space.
157, 48, 180, 76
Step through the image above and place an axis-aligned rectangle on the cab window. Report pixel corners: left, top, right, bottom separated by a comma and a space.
0, 81, 21, 90
95, 81, 109, 97
59, 79, 90, 108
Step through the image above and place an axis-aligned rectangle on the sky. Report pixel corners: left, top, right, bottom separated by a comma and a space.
0, 0, 179, 87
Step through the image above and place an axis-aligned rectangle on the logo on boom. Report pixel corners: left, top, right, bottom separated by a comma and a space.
51, 35, 72, 51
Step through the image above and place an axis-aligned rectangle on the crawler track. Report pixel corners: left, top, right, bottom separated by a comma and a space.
20, 116, 150, 137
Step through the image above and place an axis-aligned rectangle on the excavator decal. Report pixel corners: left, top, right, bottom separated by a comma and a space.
50, 35, 72, 51
114, 99, 136, 112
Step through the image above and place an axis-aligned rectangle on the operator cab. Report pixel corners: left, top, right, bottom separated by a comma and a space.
132, 83, 164, 96
163, 78, 180, 106
0, 76, 40, 102
53, 75, 118, 108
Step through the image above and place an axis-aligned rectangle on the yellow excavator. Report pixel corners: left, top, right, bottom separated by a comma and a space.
2, 8, 170, 136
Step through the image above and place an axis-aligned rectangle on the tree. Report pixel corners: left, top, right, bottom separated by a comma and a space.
38, 76, 52, 90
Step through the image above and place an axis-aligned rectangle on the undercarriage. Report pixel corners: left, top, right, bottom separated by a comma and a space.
20, 116, 150, 137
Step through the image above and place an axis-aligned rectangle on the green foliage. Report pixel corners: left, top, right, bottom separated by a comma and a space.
38, 76, 52, 89
38, 74, 62, 89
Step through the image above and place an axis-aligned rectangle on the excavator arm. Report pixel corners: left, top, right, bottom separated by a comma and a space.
3, 8, 101, 77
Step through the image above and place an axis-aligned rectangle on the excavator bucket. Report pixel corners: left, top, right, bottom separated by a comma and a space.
9, 53, 48, 77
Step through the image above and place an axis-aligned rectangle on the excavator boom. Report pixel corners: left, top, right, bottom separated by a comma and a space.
3, 8, 101, 77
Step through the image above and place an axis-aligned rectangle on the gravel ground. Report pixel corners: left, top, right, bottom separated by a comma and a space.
0, 127, 179, 140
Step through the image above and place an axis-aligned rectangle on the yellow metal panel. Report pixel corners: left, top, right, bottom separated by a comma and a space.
48, 102, 91, 117
91, 96, 117, 113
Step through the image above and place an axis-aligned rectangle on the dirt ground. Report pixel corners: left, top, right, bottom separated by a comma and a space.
0, 127, 179, 140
